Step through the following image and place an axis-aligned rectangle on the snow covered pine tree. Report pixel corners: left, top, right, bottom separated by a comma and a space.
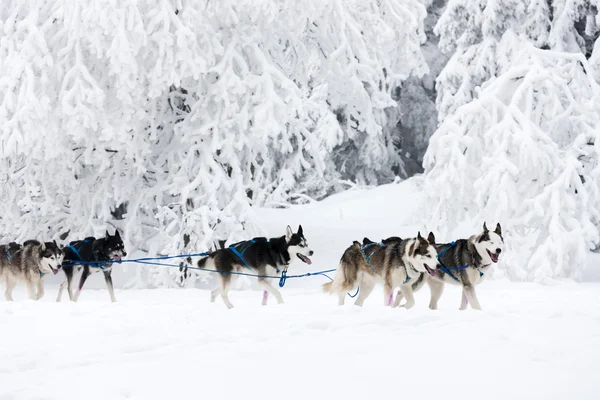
424, 0, 600, 281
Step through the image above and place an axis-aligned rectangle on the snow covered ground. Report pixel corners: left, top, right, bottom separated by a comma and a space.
2, 179, 600, 399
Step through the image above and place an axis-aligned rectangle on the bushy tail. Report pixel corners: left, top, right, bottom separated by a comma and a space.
322, 263, 354, 294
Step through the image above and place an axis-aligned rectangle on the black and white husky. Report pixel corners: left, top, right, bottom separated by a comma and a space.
323, 233, 438, 308
57, 230, 127, 303
0, 240, 64, 301
187, 225, 314, 309
393, 223, 504, 310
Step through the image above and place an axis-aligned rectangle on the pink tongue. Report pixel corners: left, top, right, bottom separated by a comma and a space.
305, 257, 312, 265
53, 269, 58, 275
113, 255, 121, 261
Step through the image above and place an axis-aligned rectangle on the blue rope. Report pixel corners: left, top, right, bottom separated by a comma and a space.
60, 251, 337, 289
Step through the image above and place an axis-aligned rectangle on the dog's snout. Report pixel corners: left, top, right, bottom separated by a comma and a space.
309, 250, 314, 256
496, 248, 502, 254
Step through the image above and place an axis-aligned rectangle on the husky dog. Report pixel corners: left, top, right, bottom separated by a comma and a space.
393, 223, 504, 310
1, 240, 64, 301
188, 225, 313, 309
57, 230, 127, 303
323, 233, 437, 308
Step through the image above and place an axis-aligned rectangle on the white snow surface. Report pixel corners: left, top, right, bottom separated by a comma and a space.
2, 179, 600, 400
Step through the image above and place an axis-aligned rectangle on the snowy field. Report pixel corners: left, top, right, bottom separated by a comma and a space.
1, 283, 599, 400
2, 180, 600, 399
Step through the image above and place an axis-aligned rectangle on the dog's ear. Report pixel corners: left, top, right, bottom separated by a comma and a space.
297, 225, 303, 237
115, 230, 121, 239
105, 230, 110, 238
417, 231, 423, 241
427, 232, 435, 244
483, 222, 489, 233
285, 225, 293, 242
494, 223, 502, 235
53, 240, 57, 247
40, 241, 46, 251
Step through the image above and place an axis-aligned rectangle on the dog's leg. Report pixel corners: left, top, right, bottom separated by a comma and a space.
210, 286, 222, 303
58, 266, 75, 301
399, 284, 416, 309
383, 283, 395, 307
392, 290, 405, 308
57, 270, 74, 302
220, 276, 234, 309
462, 284, 482, 310
73, 267, 91, 302
57, 278, 66, 302
427, 278, 444, 310
36, 279, 45, 300
258, 279, 284, 305
5, 277, 16, 301
459, 288, 468, 310
26, 279, 37, 300
104, 270, 116, 303
354, 279, 374, 307
337, 290, 346, 306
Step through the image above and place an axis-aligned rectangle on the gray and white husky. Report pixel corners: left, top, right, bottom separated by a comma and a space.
186, 225, 314, 309
323, 233, 438, 308
393, 223, 504, 310
0, 240, 64, 301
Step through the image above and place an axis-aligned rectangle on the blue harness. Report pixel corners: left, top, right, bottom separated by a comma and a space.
360, 242, 383, 274
228, 240, 282, 273
66, 239, 105, 269
227, 240, 256, 270
360, 242, 410, 284
437, 241, 483, 281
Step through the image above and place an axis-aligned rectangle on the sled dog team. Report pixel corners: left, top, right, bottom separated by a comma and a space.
0, 223, 504, 310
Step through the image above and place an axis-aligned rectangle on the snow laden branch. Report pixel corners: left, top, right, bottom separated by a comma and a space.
424, 32, 600, 281
0, 0, 427, 287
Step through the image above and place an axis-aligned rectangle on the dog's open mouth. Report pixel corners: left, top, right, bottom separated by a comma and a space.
297, 253, 312, 265
51, 267, 59, 275
112, 255, 122, 261
487, 250, 499, 263
424, 264, 436, 277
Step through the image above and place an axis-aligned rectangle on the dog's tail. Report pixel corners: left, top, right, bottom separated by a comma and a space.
323, 243, 360, 294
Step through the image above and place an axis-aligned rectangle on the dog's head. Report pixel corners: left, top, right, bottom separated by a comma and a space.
285, 225, 314, 265
103, 230, 127, 261
407, 232, 437, 276
39, 240, 63, 275
474, 223, 504, 265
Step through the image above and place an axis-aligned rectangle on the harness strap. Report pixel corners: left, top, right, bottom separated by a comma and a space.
66, 239, 105, 269
360, 242, 383, 274
437, 242, 469, 282
228, 240, 257, 270
66, 244, 83, 261
403, 265, 411, 284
